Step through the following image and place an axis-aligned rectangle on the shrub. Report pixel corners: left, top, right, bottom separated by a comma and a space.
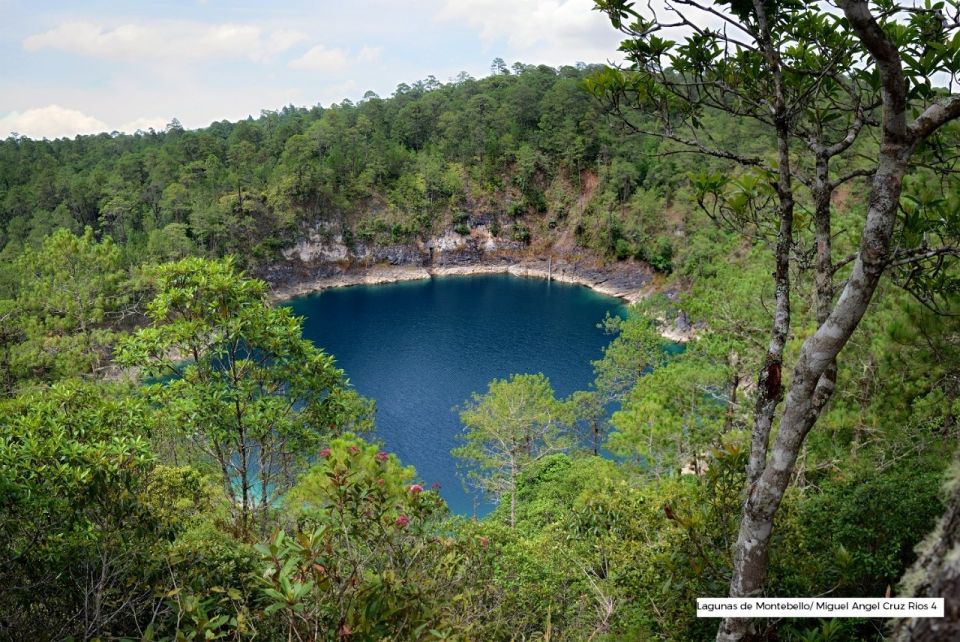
255, 435, 458, 639
649, 236, 674, 273
771, 462, 944, 598
507, 200, 526, 218
512, 224, 531, 244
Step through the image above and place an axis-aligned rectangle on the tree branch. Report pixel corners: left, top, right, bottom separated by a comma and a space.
910, 95, 960, 141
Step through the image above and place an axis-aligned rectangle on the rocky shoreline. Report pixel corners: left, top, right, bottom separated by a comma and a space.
266, 257, 656, 304
265, 221, 664, 302
263, 255, 696, 342
261, 222, 698, 340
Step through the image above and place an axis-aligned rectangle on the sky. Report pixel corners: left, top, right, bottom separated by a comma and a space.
0, 0, 626, 139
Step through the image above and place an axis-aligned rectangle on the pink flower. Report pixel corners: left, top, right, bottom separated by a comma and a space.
348, 445, 360, 455
395, 514, 410, 528
431, 482, 441, 490
375, 451, 389, 462
319, 447, 331, 458
479, 536, 490, 548
409, 484, 424, 494
376, 478, 385, 486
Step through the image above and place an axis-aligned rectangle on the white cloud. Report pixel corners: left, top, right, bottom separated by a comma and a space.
264, 29, 309, 59
23, 20, 307, 65
289, 44, 350, 71
3, 3, 635, 140
0, 105, 108, 139
0, 108, 177, 140
437, 0, 622, 65
289, 44, 382, 72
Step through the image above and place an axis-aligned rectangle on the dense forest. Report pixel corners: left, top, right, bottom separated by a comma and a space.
2, 0, 960, 641
0, 60, 682, 278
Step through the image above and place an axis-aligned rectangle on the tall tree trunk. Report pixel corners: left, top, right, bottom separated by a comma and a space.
719, 130, 911, 642
744, 0, 794, 492
718, 3, 915, 639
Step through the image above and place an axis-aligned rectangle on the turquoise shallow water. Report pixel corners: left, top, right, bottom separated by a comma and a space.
285, 274, 627, 516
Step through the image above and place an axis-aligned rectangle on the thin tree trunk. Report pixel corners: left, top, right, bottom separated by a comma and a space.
724, 351, 740, 433
510, 467, 517, 528
810, 153, 839, 414
717, 4, 915, 638
719, 127, 911, 642
744, 0, 793, 492
813, 156, 835, 328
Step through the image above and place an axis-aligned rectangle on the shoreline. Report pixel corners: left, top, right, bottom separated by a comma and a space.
266, 259, 696, 342
267, 260, 652, 305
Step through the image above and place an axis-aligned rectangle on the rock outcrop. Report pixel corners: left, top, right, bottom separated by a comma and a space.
264, 222, 699, 341
268, 244, 655, 305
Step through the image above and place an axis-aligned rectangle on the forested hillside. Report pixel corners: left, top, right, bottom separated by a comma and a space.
2, 0, 960, 641
0, 62, 694, 278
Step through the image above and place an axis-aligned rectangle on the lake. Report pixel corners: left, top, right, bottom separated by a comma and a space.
285, 273, 627, 516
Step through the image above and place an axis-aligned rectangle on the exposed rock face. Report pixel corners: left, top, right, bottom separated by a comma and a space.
355, 243, 425, 266
267, 247, 655, 305
264, 222, 690, 334
278, 224, 521, 269
424, 230, 468, 253
501, 258, 652, 302
282, 230, 350, 263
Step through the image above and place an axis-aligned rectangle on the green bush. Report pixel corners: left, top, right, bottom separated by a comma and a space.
771, 462, 944, 598
649, 236, 674, 272
253, 435, 485, 640
512, 223, 531, 244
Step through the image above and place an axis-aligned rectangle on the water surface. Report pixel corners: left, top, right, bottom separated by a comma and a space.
286, 274, 626, 515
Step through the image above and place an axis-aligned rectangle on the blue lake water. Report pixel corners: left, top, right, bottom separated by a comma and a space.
285, 274, 627, 516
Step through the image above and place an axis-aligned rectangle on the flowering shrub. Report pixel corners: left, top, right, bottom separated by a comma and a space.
256, 435, 449, 639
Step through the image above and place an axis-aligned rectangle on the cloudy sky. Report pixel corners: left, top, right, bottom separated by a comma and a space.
0, 0, 625, 139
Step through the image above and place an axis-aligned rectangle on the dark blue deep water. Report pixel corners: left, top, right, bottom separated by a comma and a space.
285, 274, 626, 516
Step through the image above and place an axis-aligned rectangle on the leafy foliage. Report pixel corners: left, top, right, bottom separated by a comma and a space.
116, 258, 374, 536
0, 383, 209, 640
453, 373, 571, 527
260, 435, 452, 639
3, 228, 130, 388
